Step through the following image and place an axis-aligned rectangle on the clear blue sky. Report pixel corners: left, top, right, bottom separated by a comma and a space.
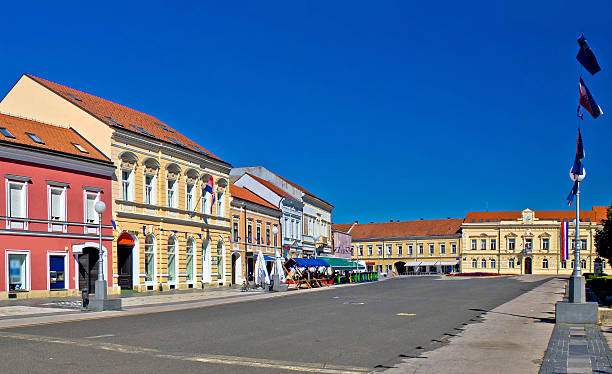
1, 1, 610, 224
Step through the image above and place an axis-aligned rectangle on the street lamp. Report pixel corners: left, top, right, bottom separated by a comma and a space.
569, 168, 586, 303
272, 226, 279, 256
314, 234, 321, 258
272, 225, 280, 291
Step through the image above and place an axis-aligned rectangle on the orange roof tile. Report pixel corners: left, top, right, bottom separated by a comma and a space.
246, 173, 297, 199
0, 113, 109, 162
332, 223, 355, 233
25, 74, 226, 163
338, 218, 464, 240
466, 207, 606, 223
230, 184, 279, 211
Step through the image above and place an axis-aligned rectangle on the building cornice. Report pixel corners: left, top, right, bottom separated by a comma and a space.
116, 211, 231, 232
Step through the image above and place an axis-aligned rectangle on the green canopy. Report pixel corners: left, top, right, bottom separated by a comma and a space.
317, 256, 365, 271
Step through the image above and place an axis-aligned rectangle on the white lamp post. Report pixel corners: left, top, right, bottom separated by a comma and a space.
272, 226, 279, 256
569, 168, 586, 303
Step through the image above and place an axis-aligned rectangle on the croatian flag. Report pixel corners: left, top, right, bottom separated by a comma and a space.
579, 78, 603, 119
204, 176, 215, 214
576, 34, 601, 75
568, 129, 586, 206
561, 221, 569, 261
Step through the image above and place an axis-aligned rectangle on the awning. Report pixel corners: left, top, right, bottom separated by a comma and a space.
264, 255, 276, 261
404, 260, 459, 267
316, 256, 365, 271
285, 258, 330, 268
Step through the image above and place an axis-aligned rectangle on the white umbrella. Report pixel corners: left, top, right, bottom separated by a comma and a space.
254, 250, 270, 287
271, 252, 286, 283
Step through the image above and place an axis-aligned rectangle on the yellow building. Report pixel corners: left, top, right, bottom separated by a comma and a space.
0, 74, 234, 293
461, 207, 607, 275
334, 219, 463, 275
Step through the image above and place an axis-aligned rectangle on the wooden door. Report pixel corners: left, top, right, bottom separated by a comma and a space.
117, 244, 133, 290
524, 257, 532, 275
78, 248, 99, 293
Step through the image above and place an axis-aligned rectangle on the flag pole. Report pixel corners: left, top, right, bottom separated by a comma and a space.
573, 181, 581, 278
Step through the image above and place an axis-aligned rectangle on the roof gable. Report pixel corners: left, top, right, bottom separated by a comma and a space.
229, 185, 279, 211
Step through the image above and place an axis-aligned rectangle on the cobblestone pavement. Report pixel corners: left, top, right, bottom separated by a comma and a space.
539, 324, 612, 374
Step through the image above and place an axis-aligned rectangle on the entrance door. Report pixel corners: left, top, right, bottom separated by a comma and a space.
524, 257, 532, 274
231, 253, 237, 284
117, 244, 133, 290
247, 257, 254, 282
78, 248, 99, 294
49, 255, 66, 289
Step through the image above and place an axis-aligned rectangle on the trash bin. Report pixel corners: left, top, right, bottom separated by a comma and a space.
81, 289, 89, 309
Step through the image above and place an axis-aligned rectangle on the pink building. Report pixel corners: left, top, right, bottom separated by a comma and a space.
0, 113, 114, 299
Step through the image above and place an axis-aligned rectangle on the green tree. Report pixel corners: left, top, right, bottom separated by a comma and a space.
595, 206, 612, 267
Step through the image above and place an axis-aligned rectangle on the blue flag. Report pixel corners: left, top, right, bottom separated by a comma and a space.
567, 181, 578, 206
576, 34, 601, 75
579, 78, 603, 119
570, 129, 586, 176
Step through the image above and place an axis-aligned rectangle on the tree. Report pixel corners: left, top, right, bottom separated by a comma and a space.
595, 205, 612, 267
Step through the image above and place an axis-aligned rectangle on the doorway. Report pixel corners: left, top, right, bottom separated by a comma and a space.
117, 233, 134, 290
394, 262, 406, 275
49, 255, 66, 290
78, 248, 99, 294
524, 257, 532, 275
231, 252, 241, 284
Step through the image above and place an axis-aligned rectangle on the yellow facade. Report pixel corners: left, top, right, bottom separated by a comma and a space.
352, 236, 461, 275
461, 209, 601, 275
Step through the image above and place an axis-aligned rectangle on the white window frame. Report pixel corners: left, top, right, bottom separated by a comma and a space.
481, 259, 487, 268
386, 244, 392, 256
418, 244, 424, 255
408, 244, 413, 255
377, 245, 382, 256
6, 250, 30, 291
367, 246, 373, 256
508, 238, 516, 250
397, 244, 402, 256
186, 238, 196, 283
217, 190, 225, 218
144, 234, 156, 284
121, 169, 134, 201
358, 245, 363, 256
471, 239, 477, 250
167, 178, 178, 208
48, 185, 67, 233
481, 239, 487, 250
490, 259, 496, 269
6, 179, 28, 230
542, 238, 550, 250
509, 258, 515, 268
428, 243, 434, 256
144, 173, 157, 206
46, 251, 69, 290
440, 243, 446, 254
491, 239, 497, 250
472, 258, 478, 268
83, 190, 100, 234
542, 259, 549, 269
167, 236, 178, 284
186, 182, 195, 211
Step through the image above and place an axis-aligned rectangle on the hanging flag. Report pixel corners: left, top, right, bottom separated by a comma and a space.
570, 129, 586, 178
567, 180, 578, 206
577, 106, 584, 120
579, 78, 603, 119
576, 34, 601, 75
561, 221, 569, 261
142, 225, 146, 236
204, 176, 215, 214
111, 220, 117, 230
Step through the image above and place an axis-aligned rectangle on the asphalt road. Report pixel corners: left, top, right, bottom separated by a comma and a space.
0, 275, 551, 373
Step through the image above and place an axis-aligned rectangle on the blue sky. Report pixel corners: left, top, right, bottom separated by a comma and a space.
1, 1, 610, 224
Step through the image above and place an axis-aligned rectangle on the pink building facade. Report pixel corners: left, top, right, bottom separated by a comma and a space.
0, 113, 114, 299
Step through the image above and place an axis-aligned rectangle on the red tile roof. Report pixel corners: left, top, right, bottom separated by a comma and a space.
0, 113, 110, 162
338, 218, 464, 240
246, 173, 297, 199
465, 206, 606, 223
332, 223, 355, 234
229, 184, 279, 211
25, 74, 225, 163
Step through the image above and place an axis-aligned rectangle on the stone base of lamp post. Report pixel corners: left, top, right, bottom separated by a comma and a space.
556, 301, 598, 324
271, 274, 287, 292
87, 280, 122, 311
569, 275, 586, 303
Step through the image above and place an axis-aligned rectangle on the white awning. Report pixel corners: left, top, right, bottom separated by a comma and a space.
404, 260, 459, 267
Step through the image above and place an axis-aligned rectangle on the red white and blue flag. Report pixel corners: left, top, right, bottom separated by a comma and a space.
579, 78, 603, 119
204, 176, 215, 214
561, 221, 569, 261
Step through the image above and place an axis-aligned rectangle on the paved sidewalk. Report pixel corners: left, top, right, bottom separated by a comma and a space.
384, 276, 566, 374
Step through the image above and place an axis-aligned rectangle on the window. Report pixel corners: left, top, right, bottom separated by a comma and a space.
186, 183, 195, 211
491, 239, 496, 250
217, 191, 225, 217
266, 227, 270, 245
26, 132, 44, 144
508, 238, 516, 250
387, 245, 392, 256
440, 243, 446, 254
397, 244, 403, 256
48, 187, 66, 232
408, 244, 413, 255
273, 225, 278, 247
84, 191, 99, 234
509, 258, 515, 268
217, 242, 223, 279
166, 137, 186, 147
571, 259, 575, 268
525, 238, 533, 252
451, 243, 457, 254
156, 123, 173, 132
132, 125, 154, 137
359, 246, 364, 256
67, 93, 82, 102
581, 259, 587, 269
471, 239, 477, 250
186, 238, 195, 282
472, 258, 478, 268
542, 259, 549, 269
368, 246, 373, 256
167, 179, 177, 208
256, 226, 261, 245
418, 244, 424, 255
491, 259, 496, 269
233, 221, 239, 242
481, 239, 487, 250
7, 252, 28, 291
72, 143, 89, 153
144, 174, 156, 205
247, 223, 252, 243
581, 239, 587, 250
561, 260, 567, 269
145, 235, 155, 282
542, 238, 550, 250
7, 180, 27, 229
122, 169, 133, 201
105, 116, 124, 127
0, 127, 15, 138
481, 259, 487, 268
167, 236, 177, 282
377, 245, 382, 256
429, 244, 434, 255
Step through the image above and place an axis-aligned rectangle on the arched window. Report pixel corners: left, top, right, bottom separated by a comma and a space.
186, 238, 195, 282
217, 241, 224, 279
571, 259, 575, 268
542, 259, 549, 269
481, 259, 487, 269
472, 258, 478, 268
581, 259, 587, 269
145, 235, 156, 282
490, 259, 496, 269
168, 236, 177, 282
561, 260, 567, 269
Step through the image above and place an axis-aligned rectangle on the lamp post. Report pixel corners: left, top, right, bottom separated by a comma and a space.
272, 226, 280, 291
569, 169, 585, 303
94, 201, 107, 298
314, 234, 321, 258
